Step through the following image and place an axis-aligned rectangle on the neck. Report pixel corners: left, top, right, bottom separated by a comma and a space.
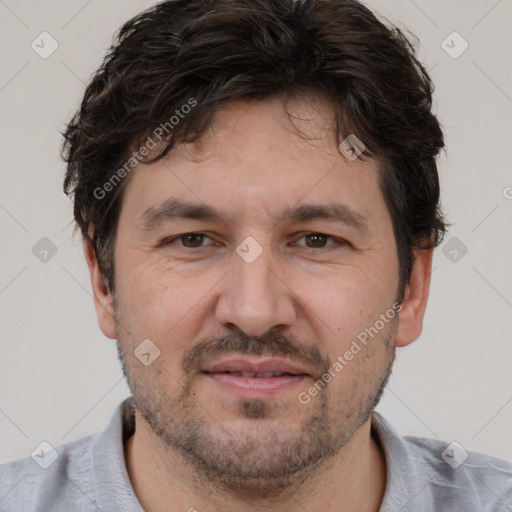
125, 410, 387, 512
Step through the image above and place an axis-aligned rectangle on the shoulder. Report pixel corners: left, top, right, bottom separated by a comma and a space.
407, 435, 512, 507
0, 435, 98, 512
373, 412, 512, 512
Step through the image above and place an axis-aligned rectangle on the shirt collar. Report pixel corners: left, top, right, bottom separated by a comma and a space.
90, 397, 143, 511
89, 398, 432, 511
371, 411, 439, 511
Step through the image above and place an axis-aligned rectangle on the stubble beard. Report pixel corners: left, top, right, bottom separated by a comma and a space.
116, 322, 396, 501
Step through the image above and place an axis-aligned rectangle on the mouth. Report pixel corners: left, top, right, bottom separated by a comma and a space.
201, 358, 310, 397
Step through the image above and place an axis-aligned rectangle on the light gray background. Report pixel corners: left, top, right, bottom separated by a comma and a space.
1, 0, 511, 464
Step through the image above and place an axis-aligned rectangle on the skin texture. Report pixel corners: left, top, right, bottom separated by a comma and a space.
84, 95, 433, 512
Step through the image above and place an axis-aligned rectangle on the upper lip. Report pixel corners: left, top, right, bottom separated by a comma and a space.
202, 357, 310, 376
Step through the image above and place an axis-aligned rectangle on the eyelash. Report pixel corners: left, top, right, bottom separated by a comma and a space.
161, 232, 348, 250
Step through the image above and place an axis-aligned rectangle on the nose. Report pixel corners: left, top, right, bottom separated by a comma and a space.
215, 245, 297, 337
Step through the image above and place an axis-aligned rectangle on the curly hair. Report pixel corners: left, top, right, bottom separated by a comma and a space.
62, 0, 446, 300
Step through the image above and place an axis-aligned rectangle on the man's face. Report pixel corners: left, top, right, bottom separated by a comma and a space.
109, 96, 400, 494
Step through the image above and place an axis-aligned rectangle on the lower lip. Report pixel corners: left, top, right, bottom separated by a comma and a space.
204, 372, 307, 398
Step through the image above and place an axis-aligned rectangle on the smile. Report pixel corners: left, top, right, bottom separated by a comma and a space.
201, 357, 310, 397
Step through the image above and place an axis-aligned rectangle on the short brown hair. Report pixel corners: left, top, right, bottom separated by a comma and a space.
62, 0, 446, 299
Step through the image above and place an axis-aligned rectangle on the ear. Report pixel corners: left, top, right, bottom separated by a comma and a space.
395, 247, 433, 348
83, 238, 117, 340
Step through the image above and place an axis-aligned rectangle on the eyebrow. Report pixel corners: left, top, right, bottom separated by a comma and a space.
138, 198, 370, 233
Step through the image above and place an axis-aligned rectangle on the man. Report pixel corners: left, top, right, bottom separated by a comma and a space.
1, 0, 511, 510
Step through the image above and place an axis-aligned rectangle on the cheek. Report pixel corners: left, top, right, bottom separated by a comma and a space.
297, 264, 390, 333
114, 258, 221, 352
116, 264, 167, 318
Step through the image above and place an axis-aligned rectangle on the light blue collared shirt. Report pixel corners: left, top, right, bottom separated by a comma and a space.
1, 397, 511, 511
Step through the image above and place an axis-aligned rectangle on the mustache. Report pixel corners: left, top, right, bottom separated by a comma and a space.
181, 331, 330, 379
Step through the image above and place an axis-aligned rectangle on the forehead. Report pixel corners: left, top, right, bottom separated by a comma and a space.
119, 96, 388, 231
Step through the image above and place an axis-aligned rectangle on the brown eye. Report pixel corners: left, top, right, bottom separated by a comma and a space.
292, 233, 348, 250
179, 233, 206, 247
304, 233, 329, 248
162, 233, 212, 248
